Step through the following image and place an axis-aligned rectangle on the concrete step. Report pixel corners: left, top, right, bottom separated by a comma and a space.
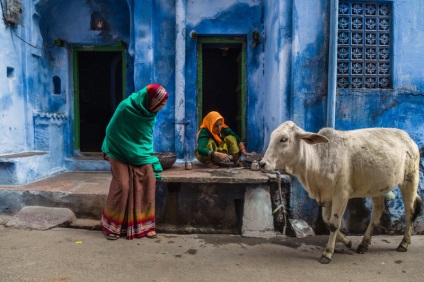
0, 172, 110, 219
0, 164, 283, 238
64, 152, 110, 171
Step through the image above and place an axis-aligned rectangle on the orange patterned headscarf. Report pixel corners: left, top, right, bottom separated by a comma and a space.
198, 111, 229, 144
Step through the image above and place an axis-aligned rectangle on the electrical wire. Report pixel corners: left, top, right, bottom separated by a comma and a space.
13, 32, 50, 49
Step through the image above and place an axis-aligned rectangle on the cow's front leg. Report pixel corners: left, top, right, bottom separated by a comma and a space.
320, 196, 348, 264
322, 206, 352, 248
357, 196, 384, 254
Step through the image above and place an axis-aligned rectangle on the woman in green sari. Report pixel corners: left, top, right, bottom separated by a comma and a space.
101, 84, 169, 240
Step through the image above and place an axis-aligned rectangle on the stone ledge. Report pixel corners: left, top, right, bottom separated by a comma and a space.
0, 151, 47, 160
160, 163, 272, 184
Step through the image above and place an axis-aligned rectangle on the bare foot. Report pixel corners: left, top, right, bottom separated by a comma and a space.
206, 162, 220, 169
234, 161, 245, 168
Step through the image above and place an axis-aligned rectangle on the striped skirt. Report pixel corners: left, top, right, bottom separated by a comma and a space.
101, 156, 156, 239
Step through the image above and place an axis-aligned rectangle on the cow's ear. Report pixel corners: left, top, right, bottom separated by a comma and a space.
300, 133, 329, 145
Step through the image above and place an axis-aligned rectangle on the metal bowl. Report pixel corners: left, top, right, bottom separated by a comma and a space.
154, 152, 178, 169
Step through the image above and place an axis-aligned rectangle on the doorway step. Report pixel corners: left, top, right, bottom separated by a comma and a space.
65, 152, 110, 172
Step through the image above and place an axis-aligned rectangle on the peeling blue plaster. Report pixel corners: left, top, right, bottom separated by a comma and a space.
0, 0, 423, 231
184, 3, 264, 154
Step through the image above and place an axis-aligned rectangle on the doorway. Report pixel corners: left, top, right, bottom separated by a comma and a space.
197, 38, 247, 139
73, 46, 126, 152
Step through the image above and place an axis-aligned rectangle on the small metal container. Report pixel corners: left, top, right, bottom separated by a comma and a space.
250, 160, 260, 171
185, 161, 193, 170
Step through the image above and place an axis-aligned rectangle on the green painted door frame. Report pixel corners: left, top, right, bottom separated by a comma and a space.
196, 37, 247, 139
72, 44, 126, 151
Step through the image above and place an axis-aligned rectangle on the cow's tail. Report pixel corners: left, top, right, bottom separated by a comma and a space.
412, 195, 423, 222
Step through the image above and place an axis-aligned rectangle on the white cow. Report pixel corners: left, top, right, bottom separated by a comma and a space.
260, 121, 422, 264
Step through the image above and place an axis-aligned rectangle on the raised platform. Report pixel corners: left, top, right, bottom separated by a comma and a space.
0, 162, 291, 238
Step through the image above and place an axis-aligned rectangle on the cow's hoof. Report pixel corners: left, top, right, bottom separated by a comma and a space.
319, 255, 331, 264
356, 244, 368, 254
396, 245, 407, 252
346, 241, 352, 249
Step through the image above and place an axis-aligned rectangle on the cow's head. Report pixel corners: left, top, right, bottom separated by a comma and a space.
260, 121, 329, 173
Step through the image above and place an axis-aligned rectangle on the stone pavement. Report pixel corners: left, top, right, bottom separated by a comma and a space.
0, 223, 423, 282
1, 162, 423, 281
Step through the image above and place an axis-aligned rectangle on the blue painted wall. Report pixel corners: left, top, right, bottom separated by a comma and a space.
262, 0, 424, 230
334, 1, 424, 232
184, 0, 264, 155
0, 7, 26, 154
0, 0, 423, 231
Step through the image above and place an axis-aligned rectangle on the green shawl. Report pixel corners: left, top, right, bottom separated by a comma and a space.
101, 87, 163, 179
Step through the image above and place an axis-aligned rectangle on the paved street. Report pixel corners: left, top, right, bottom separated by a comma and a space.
0, 224, 423, 282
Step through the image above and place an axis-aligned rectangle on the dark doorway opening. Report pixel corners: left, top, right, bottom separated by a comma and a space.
77, 51, 123, 152
201, 44, 243, 136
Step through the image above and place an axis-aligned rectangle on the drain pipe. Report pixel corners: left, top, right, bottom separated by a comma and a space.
326, 0, 339, 128
175, 0, 187, 157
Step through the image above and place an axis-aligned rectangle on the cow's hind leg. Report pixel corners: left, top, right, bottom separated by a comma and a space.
357, 196, 384, 254
397, 176, 422, 252
320, 197, 348, 264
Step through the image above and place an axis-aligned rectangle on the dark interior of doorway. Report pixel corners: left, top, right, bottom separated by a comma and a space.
78, 51, 123, 152
202, 44, 241, 136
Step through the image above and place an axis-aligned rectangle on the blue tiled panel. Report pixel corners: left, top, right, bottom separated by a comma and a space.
337, 1, 392, 89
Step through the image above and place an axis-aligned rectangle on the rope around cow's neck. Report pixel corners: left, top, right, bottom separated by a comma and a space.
272, 171, 288, 236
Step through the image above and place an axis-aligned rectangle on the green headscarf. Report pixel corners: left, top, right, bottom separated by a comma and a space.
101, 87, 163, 179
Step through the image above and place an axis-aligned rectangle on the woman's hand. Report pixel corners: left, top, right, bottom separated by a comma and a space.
238, 142, 251, 156
215, 152, 231, 162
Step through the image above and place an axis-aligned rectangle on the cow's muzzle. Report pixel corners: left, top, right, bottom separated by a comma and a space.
259, 160, 274, 172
